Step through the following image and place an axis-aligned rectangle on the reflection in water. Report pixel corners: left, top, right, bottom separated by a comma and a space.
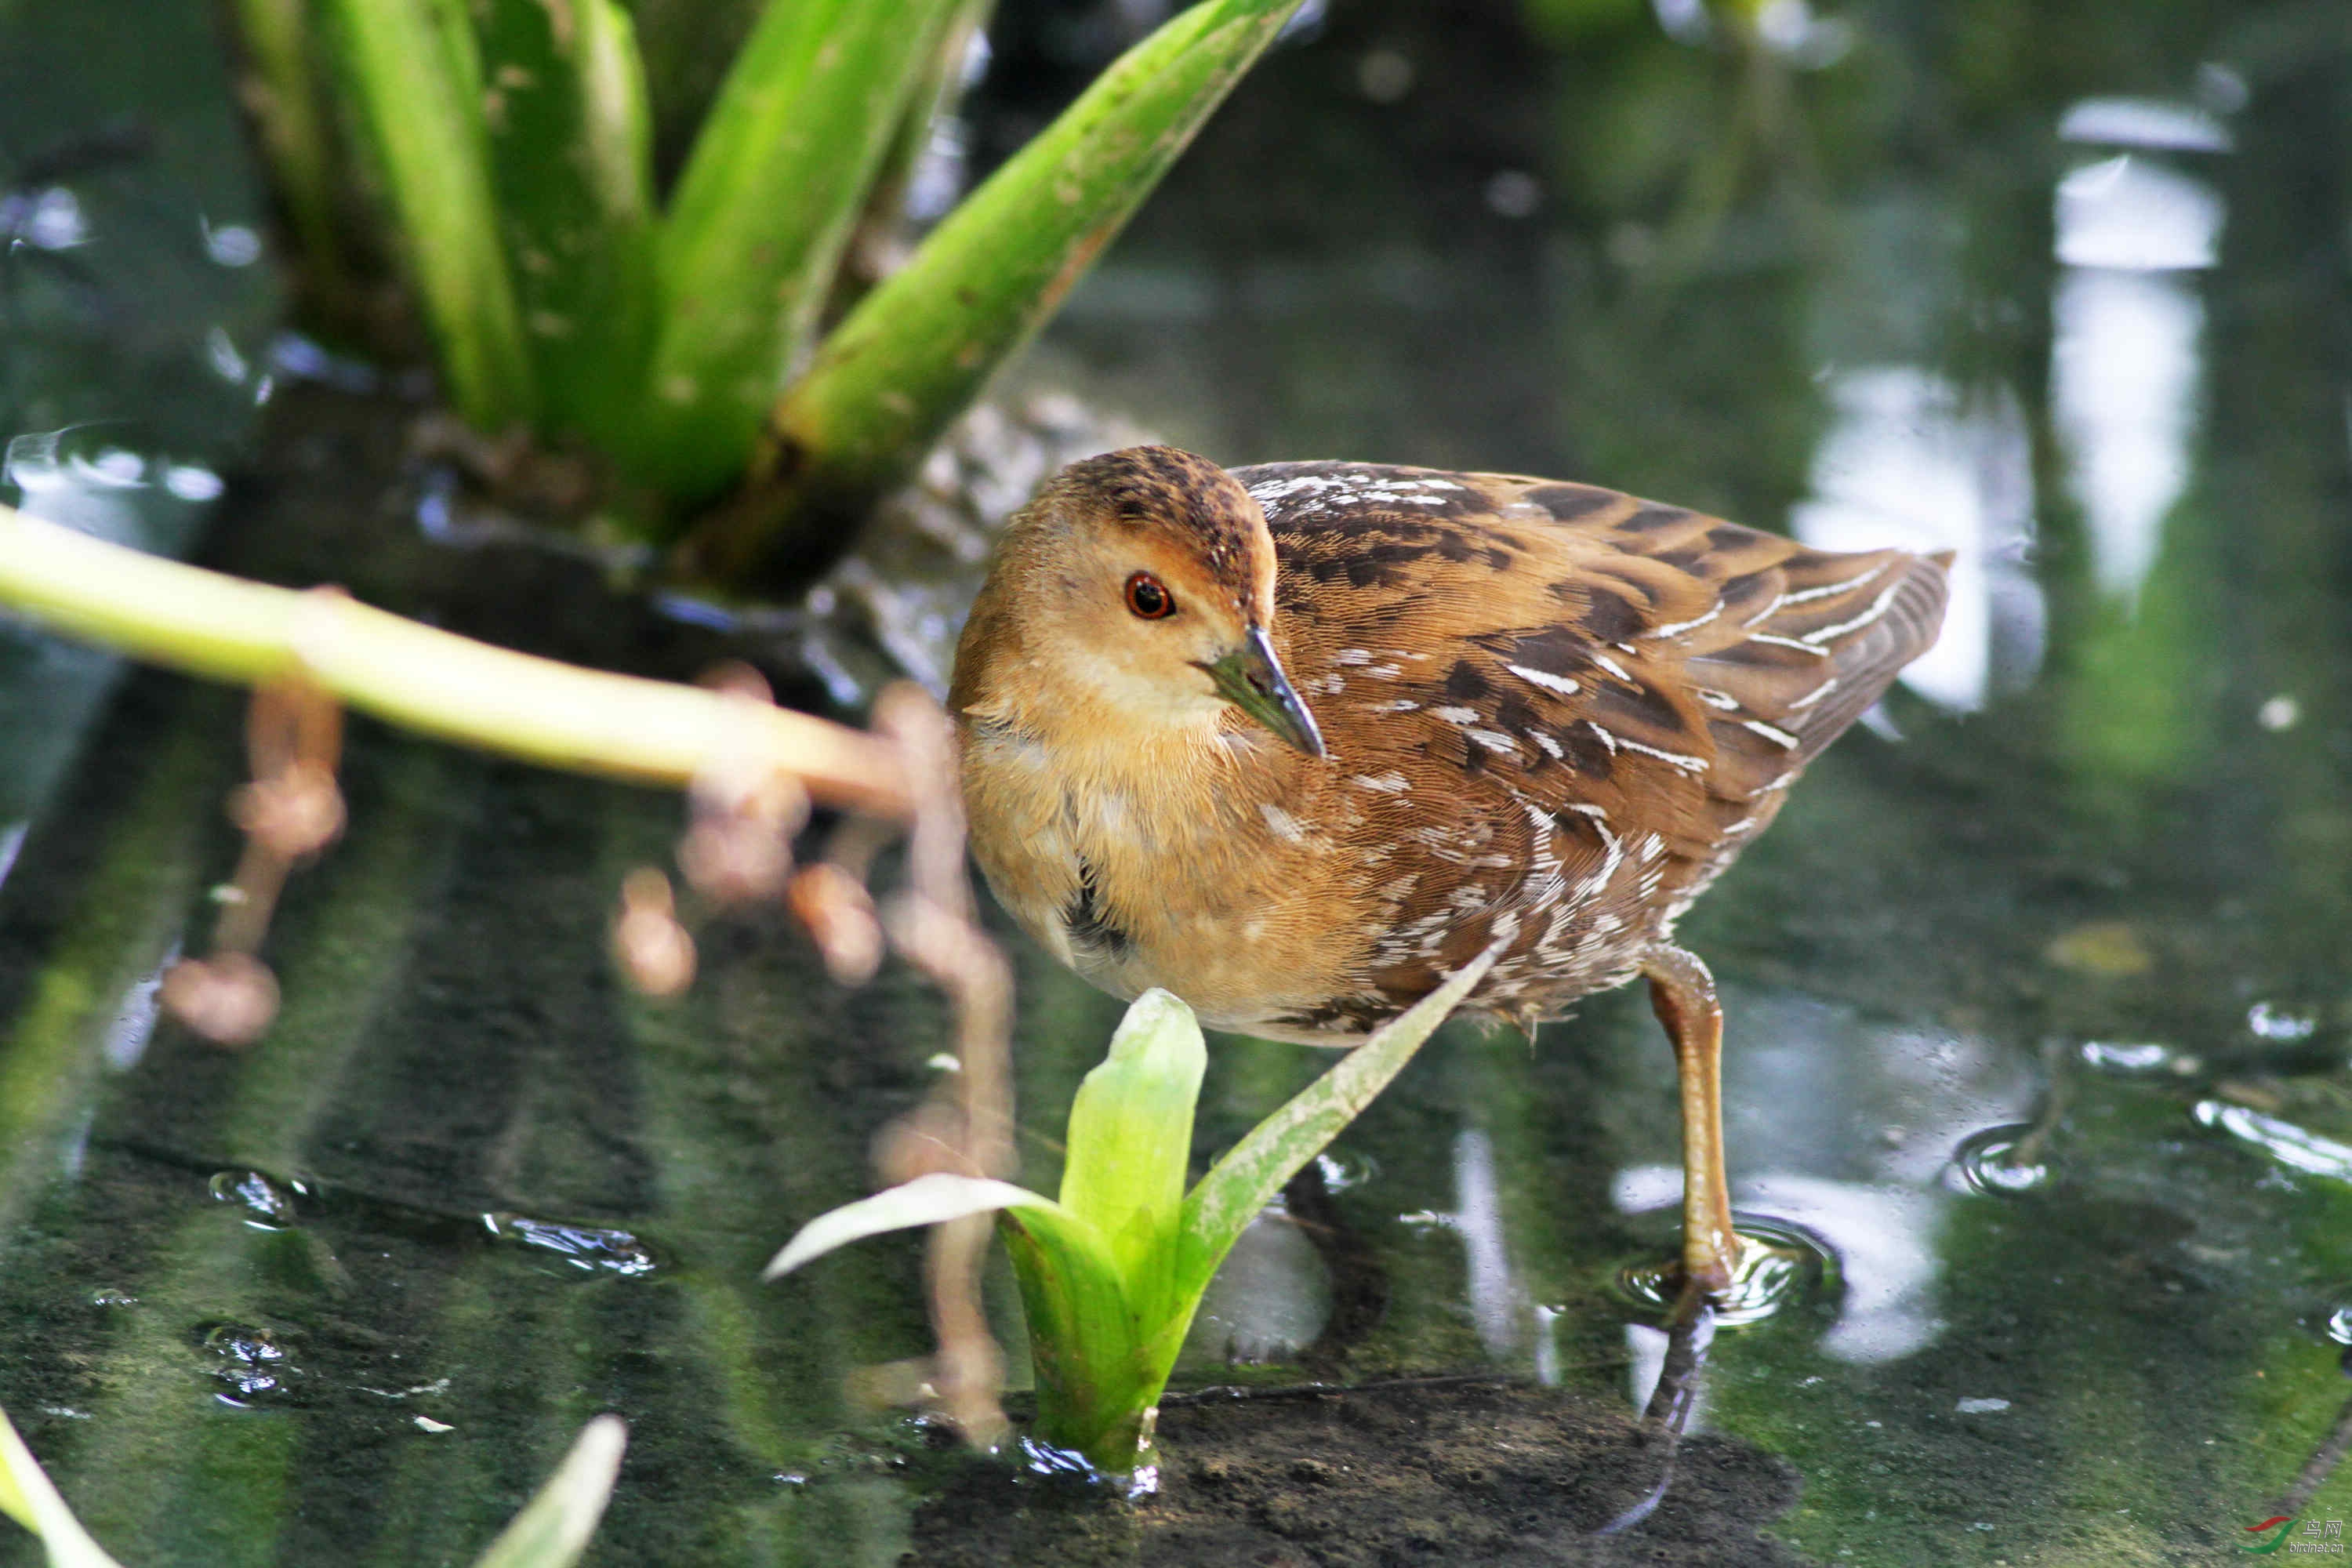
1947, 1123, 2053, 1197
208, 1167, 303, 1231
478, 1212, 658, 1276
2053, 269, 2205, 601
2050, 140, 2224, 604
2056, 98, 2233, 155
1616, 1164, 1944, 1365
1451, 1128, 1520, 1357
2, 426, 226, 552
1613, 1216, 1824, 1330
1606, 1305, 1719, 1534
1739, 1178, 1942, 1364
1390, 1129, 1526, 1359
1624, 1323, 1697, 1425
1790, 368, 2040, 712
1182, 1204, 1333, 1363
2054, 153, 2223, 270
2193, 1100, 2352, 1185
102, 940, 178, 1073
1612, 998, 2035, 1376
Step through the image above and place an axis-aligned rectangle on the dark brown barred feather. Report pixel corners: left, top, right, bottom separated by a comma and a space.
1223, 459, 1949, 1026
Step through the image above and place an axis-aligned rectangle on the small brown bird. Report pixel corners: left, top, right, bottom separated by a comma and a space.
951, 446, 1948, 1293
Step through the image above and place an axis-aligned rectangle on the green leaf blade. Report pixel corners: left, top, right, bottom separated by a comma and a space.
0, 1404, 129, 1568
325, 0, 534, 430
764, 1171, 1056, 1279
232, 0, 349, 285
1174, 945, 1502, 1312
474, 0, 659, 452
994, 1204, 1157, 1469
633, 0, 964, 499
467, 1416, 627, 1568
681, 0, 1308, 583
1057, 988, 1206, 1330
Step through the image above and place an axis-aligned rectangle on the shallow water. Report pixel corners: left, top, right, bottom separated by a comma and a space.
3, 1, 2350, 1563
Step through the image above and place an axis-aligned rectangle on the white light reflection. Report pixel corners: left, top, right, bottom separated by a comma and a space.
22, 187, 85, 250
201, 219, 263, 267
4, 429, 227, 546
2050, 142, 2223, 604
206, 326, 250, 385
2056, 154, 2222, 270
164, 465, 224, 503
1395, 1128, 1527, 1359
1181, 1205, 1332, 1364
104, 941, 180, 1073
2058, 98, 2232, 155
1613, 994, 2036, 1370
1790, 367, 2041, 711
1624, 1322, 1703, 1425
1452, 1128, 1520, 1356
5, 430, 143, 546
2053, 269, 2205, 601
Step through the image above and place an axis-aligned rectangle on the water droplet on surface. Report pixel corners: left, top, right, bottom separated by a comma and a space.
2245, 1001, 2318, 1043
162, 463, 223, 502
201, 220, 263, 268
200, 1323, 292, 1402
2324, 1303, 2352, 1347
2193, 1100, 2352, 1182
91, 1289, 136, 1308
209, 1168, 303, 1229
2078, 1040, 2201, 1076
1015, 1434, 1158, 1497
481, 1213, 656, 1276
1951, 1125, 2053, 1196
1613, 1220, 1826, 1327
75, 447, 146, 489
1313, 1152, 1378, 1192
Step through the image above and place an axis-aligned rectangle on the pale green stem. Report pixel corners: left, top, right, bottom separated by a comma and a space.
0, 505, 909, 816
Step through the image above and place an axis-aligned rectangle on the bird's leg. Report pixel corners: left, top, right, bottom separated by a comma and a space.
1641, 943, 1741, 1298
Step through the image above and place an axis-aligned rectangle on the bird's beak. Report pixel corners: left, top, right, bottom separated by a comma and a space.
1197, 626, 1327, 758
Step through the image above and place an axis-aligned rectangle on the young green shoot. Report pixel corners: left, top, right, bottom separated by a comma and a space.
768, 943, 1500, 1475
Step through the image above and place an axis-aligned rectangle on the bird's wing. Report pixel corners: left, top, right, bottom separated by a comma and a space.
1239, 462, 1947, 1016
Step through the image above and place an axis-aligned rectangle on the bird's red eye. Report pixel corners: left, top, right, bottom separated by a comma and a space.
1124, 572, 1175, 619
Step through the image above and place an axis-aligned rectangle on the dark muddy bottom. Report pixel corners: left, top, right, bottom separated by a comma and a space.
906, 1377, 1807, 1567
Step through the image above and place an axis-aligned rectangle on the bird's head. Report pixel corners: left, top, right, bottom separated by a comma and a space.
954, 445, 1325, 757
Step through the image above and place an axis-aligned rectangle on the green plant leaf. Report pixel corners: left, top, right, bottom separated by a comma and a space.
232, 0, 348, 285
763, 1171, 1055, 1279
0, 1404, 129, 1567
678, 0, 1309, 584
466, 1416, 628, 1568
325, 0, 534, 430
827, 0, 996, 321
633, 0, 964, 499
474, 0, 658, 451
993, 1202, 1156, 1468
1058, 988, 1205, 1334
1173, 944, 1503, 1315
